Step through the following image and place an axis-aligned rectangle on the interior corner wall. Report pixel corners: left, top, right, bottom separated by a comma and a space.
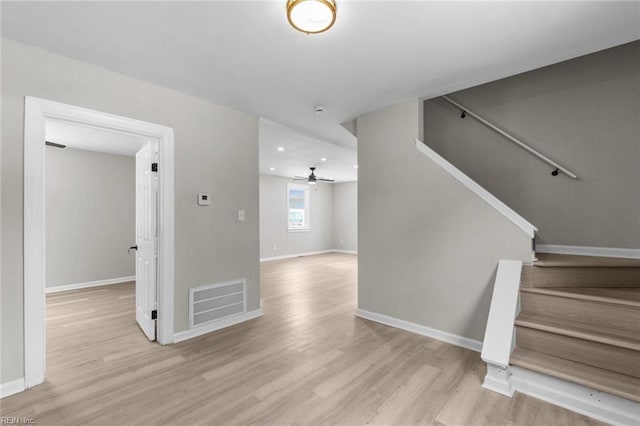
259, 174, 334, 259
357, 99, 531, 342
424, 40, 640, 249
46, 147, 135, 288
1, 38, 260, 385
332, 182, 357, 252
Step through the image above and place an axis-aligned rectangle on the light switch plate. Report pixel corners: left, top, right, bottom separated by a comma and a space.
198, 193, 211, 206
238, 210, 245, 221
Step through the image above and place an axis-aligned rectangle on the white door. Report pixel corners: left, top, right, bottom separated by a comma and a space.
135, 141, 158, 341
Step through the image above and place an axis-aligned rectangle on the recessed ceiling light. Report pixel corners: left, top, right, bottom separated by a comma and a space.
269, 167, 276, 171
277, 147, 285, 152
320, 157, 327, 162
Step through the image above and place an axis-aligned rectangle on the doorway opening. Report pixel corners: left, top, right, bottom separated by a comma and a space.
24, 97, 175, 389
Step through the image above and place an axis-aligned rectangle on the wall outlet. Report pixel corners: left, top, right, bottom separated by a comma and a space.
340, 239, 344, 245
238, 210, 245, 221
273, 244, 277, 251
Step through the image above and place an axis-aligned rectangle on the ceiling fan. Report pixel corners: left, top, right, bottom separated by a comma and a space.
293, 167, 334, 184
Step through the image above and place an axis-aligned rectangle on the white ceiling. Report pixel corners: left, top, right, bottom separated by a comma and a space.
3, 1, 639, 152
260, 118, 357, 182
46, 120, 147, 157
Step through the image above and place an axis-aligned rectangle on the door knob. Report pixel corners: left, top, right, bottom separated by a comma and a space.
128, 245, 138, 254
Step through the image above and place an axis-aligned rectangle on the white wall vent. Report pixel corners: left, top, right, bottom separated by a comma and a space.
189, 279, 246, 328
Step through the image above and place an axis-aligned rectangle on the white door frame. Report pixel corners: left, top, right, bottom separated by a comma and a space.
24, 96, 175, 388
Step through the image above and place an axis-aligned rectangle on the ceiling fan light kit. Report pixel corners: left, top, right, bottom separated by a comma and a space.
287, 0, 337, 34
293, 167, 335, 184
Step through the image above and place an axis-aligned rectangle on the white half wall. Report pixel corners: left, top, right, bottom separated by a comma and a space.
357, 99, 532, 343
46, 147, 135, 288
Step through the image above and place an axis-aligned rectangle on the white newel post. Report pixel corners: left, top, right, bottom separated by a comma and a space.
483, 363, 515, 396
480, 259, 524, 398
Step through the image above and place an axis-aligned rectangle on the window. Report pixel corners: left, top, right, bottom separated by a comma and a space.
287, 183, 310, 231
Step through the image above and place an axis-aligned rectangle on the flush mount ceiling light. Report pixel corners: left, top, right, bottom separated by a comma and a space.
287, 0, 337, 34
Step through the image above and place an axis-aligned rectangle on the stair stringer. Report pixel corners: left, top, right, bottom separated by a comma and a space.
415, 138, 537, 240
510, 366, 640, 426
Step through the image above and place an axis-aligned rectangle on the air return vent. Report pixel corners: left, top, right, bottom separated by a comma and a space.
189, 279, 246, 328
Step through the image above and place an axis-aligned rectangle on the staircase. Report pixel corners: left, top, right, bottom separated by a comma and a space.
510, 253, 640, 403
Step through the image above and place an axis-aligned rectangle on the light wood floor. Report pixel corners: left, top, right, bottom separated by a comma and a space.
1, 253, 602, 425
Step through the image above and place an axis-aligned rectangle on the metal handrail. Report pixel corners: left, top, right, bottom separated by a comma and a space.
441, 95, 578, 179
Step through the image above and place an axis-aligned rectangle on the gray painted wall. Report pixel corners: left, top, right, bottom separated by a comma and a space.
259, 174, 334, 259
424, 41, 640, 249
46, 147, 135, 288
2, 39, 260, 384
332, 182, 357, 252
358, 99, 531, 342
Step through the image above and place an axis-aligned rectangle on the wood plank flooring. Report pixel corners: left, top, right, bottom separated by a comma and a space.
1, 253, 602, 425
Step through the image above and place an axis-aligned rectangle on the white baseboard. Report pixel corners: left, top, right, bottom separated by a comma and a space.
45, 276, 135, 293
173, 309, 263, 343
511, 366, 640, 426
260, 250, 334, 262
332, 249, 358, 254
536, 244, 640, 259
260, 249, 357, 262
0, 378, 25, 399
355, 309, 482, 352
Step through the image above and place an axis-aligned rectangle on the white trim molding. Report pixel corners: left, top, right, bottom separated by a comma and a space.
511, 366, 640, 426
174, 309, 263, 343
45, 276, 135, 294
0, 378, 26, 399
536, 244, 640, 259
260, 249, 357, 262
415, 138, 537, 238
333, 249, 358, 254
287, 182, 311, 231
24, 97, 175, 389
260, 250, 334, 262
355, 309, 482, 352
